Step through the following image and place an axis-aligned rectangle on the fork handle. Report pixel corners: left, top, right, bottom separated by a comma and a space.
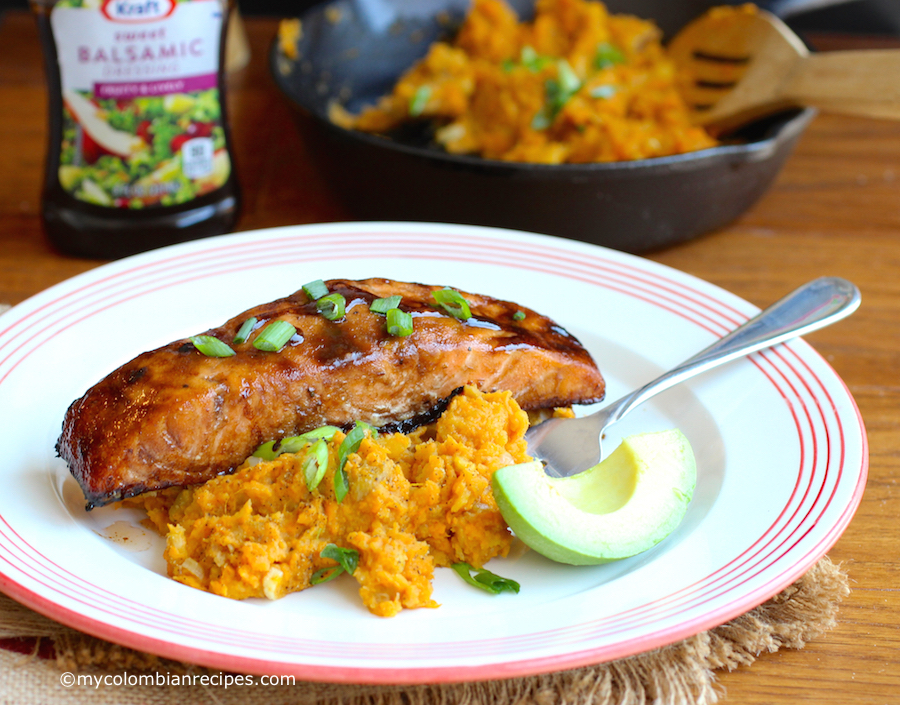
785, 50, 900, 120
605, 277, 860, 425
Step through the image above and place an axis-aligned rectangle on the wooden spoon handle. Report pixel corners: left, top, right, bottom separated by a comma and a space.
784, 50, 900, 120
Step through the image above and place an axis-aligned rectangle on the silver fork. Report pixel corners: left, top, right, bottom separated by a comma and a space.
525, 277, 861, 478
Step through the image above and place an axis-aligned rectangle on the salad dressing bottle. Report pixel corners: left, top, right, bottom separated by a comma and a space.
31, 0, 240, 259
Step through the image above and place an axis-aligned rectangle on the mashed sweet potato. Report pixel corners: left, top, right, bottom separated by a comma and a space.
331, 0, 717, 163
126, 387, 551, 617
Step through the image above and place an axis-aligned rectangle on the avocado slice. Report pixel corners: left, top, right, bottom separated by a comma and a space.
492, 429, 696, 565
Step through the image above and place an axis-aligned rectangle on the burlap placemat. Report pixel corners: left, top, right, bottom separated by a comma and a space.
0, 556, 848, 705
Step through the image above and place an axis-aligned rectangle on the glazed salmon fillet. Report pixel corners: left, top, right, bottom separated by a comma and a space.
58, 278, 605, 508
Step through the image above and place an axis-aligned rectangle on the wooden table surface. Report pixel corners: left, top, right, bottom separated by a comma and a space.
1, 10, 898, 703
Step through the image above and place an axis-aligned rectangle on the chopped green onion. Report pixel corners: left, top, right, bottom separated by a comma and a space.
302, 279, 329, 301
311, 544, 359, 584
322, 543, 359, 575
359, 420, 378, 438
533, 60, 582, 130
589, 84, 617, 99
432, 287, 472, 320
520, 45, 551, 72
252, 320, 297, 352
549, 61, 582, 109
310, 566, 343, 585
337, 421, 374, 471
302, 426, 340, 442
333, 421, 376, 502
595, 41, 625, 69
233, 317, 257, 345
512, 310, 526, 321
253, 440, 288, 461
451, 563, 520, 595
546, 79, 564, 110
409, 85, 432, 117
521, 45, 538, 66
190, 335, 235, 358
253, 425, 340, 461
303, 438, 329, 491
274, 426, 339, 458
334, 465, 350, 503
557, 59, 580, 95
369, 295, 402, 314
316, 293, 346, 321
501, 58, 515, 72
531, 108, 552, 130
386, 308, 414, 337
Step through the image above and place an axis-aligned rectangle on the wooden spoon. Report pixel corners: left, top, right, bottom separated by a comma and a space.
668, 5, 900, 132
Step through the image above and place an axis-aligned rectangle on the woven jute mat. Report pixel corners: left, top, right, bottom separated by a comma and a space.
0, 555, 848, 705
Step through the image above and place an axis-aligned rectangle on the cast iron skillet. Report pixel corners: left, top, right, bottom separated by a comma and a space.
271, 0, 814, 253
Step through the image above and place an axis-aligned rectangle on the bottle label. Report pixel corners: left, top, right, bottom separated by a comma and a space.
50, 0, 231, 208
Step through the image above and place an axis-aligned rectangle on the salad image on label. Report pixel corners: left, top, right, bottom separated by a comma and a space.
60, 88, 231, 207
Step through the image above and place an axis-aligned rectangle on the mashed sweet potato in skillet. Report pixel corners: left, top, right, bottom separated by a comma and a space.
332, 0, 716, 163
126, 387, 556, 617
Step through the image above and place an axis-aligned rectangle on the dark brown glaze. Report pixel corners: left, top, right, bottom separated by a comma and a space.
58, 278, 605, 508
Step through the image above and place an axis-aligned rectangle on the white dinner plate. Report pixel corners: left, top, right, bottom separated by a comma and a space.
0, 222, 867, 684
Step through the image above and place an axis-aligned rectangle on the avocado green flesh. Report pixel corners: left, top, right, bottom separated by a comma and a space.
491, 429, 696, 566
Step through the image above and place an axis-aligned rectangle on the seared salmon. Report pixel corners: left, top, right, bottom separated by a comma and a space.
58, 278, 605, 508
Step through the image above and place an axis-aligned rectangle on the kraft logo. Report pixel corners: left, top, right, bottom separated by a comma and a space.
102, 0, 176, 22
